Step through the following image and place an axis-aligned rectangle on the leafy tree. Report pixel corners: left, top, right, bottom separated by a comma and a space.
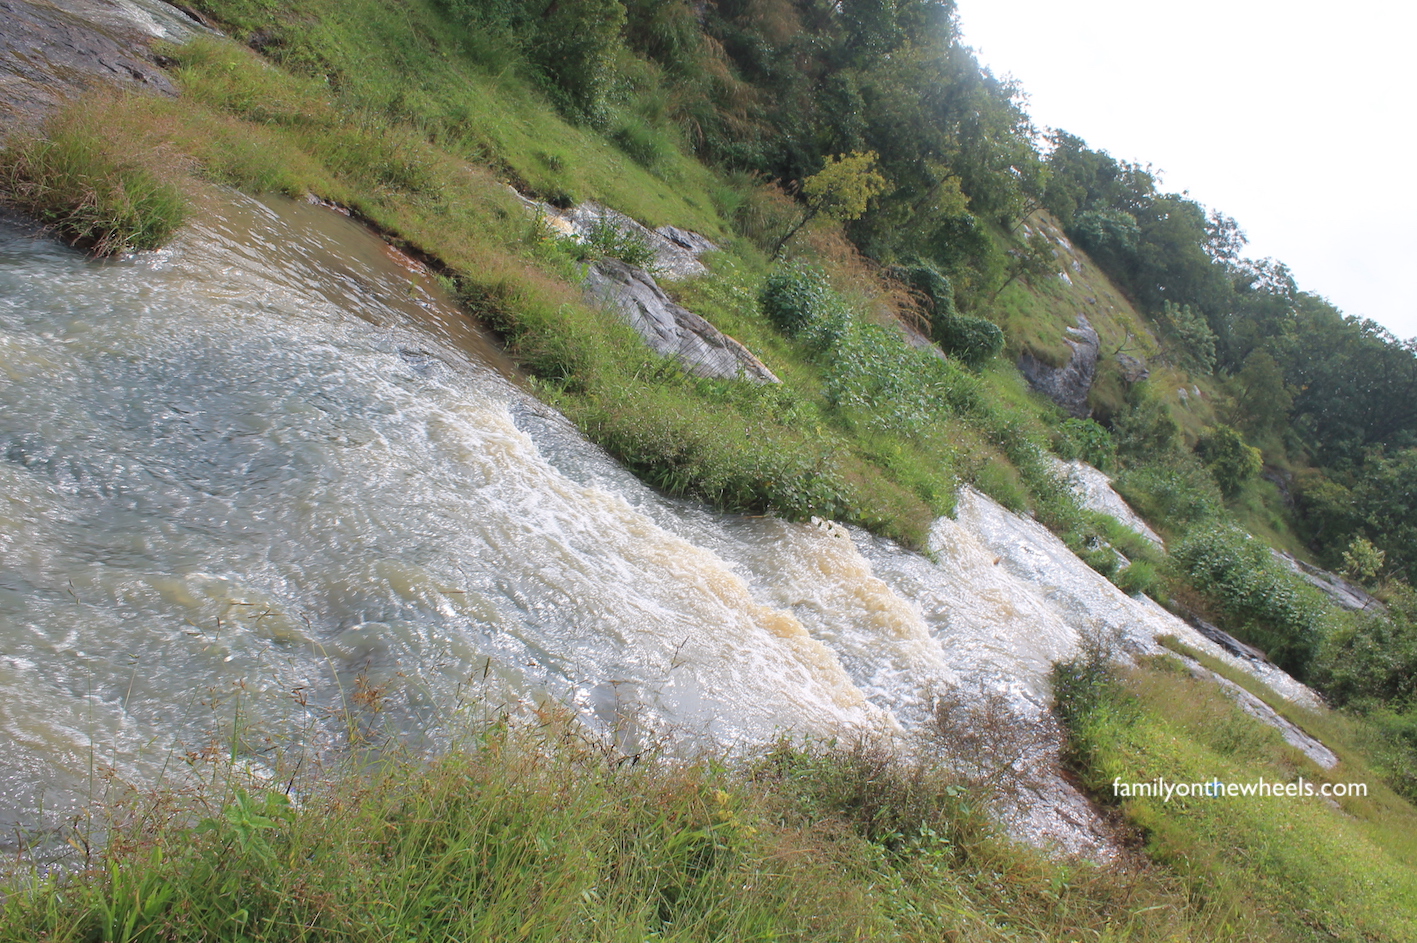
1341, 536, 1386, 584
1282, 297, 1417, 462
773, 150, 888, 256
988, 231, 1057, 302
1349, 448, 1417, 582
1160, 300, 1216, 375
1228, 349, 1292, 440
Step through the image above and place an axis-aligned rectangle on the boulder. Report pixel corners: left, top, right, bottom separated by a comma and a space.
1018, 313, 1098, 417
585, 259, 779, 384
511, 194, 720, 280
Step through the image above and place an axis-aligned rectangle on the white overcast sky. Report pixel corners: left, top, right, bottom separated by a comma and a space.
954, 0, 1417, 339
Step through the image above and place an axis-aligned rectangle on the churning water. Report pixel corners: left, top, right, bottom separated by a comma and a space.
0, 191, 1310, 855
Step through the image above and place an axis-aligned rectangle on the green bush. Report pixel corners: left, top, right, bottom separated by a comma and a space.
1172, 523, 1331, 674
889, 262, 1003, 367
581, 218, 657, 270
824, 322, 978, 437
1114, 457, 1223, 533
934, 312, 1005, 368
1055, 417, 1117, 471
1312, 592, 1417, 708
1113, 559, 1166, 602
759, 264, 851, 350
1161, 300, 1217, 375
1112, 380, 1179, 459
1195, 424, 1262, 498
609, 114, 672, 168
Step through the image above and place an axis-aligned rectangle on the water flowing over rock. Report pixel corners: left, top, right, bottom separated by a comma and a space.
1018, 313, 1098, 417
0, 192, 1330, 862
1055, 458, 1164, 547
583, 258, 779, 383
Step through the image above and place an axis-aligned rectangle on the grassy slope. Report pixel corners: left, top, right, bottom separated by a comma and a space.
1059, 647, 1417, 941
0, 718, 1229, 943
1, 0, 1101, 549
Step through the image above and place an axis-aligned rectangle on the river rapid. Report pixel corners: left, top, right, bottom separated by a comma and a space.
0, 191, 1310, 856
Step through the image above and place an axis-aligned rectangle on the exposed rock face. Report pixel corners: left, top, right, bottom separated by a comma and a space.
508, 192, 774, 382
584, 259, 780, 384
1176, 656, 1337, 768
0, 0, 210, 137
1272, 549, 1384, 613
1054, 458, 1163, 547
1116, 351, 1149, 383
511, 193, 720, 280
1018, 313, 1098, 417
1188, 614, 1270, 663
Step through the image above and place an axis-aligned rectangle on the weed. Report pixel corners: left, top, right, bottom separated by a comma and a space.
0, 113, 186, 255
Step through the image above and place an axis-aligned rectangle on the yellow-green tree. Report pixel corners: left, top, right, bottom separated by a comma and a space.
773, 151, 888, 257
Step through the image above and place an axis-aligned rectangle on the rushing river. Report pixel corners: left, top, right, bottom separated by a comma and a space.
0, 191, 1309, 856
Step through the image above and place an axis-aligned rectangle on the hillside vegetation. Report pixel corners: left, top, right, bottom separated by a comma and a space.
3, 0, 1417, 939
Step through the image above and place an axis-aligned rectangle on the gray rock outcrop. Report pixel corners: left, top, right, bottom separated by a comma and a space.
1116, 351, 1149, 384
1272, 550, 1384, 613
1054, 458, 1163, 547
1018, 313, 1099, 417
1175, 655, 1337, 768
0, 0, 211, 137
511, 193, 720, 280
584, 259, 779, 384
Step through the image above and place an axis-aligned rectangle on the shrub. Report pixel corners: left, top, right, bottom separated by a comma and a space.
888, 260, 958, 321
1112, 381, 1179, 458
1161, 300, 1217, 375
1113, 559, 1165, 602
934, 312, 1004, 368
823, 322, 980, 438
1312, 590, 1417, 708
1056, 417, 1117, 471
581, 218, 657, 270
1172, 523, 1331, 674
758, 264, 851, 350
1195, 424, 1261, 498
1114, 456, 1222, 533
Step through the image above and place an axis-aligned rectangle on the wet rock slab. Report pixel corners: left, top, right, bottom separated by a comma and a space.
0, 0, 210, 136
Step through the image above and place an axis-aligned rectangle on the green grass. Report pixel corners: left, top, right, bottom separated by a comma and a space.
0, 0, 1172, 553
184, 0, 725, 235
0, 718, 1245, 943
1056, 647, 1417, 941
0, 108, 186, 255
